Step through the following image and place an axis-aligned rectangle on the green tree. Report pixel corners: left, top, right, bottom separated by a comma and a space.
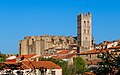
0, 54, 6, 62
73, 56, 87, 75
94, 50, 120, 75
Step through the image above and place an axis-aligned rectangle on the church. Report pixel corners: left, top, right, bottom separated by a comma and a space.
19, 12, 95, 57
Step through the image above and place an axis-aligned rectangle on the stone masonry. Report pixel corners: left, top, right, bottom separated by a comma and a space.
19, 35, 77, 55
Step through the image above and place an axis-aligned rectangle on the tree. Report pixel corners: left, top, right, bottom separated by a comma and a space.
73, 56, 87, 75
94, 50, 120, 75
0, 54, 6, 62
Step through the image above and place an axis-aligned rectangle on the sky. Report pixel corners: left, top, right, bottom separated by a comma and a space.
0, 0, 120, 54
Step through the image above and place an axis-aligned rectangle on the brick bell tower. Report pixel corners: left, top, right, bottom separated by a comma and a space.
77, 12, 93, 53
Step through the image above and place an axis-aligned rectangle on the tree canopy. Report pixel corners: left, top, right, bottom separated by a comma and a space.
73, 56, 87, 74
0, 54, 6, 62
93, 50, 120, 75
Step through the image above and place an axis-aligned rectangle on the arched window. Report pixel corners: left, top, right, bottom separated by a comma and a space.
84, 29, 86, 33
90, 55, 91, 58
87, 30, 89, 33
32, 39, 34, 44
84, 21, 86, 25
86, 37, 88, 41
87, 21, 89, 25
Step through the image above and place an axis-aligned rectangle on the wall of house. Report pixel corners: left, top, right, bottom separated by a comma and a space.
107, 42, 118, 48
80, 54, 98, 61
50, 69, 62, 75
7, 69, 62, 75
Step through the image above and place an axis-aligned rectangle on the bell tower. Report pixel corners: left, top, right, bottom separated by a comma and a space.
77, 12, 92, 53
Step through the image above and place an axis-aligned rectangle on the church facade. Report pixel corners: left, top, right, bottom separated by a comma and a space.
19, 35, 77, 55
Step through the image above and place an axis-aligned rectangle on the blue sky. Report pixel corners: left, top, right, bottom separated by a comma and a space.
0, 0, 120, 54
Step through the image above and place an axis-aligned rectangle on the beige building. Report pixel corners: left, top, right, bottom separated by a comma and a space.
19, 35, 77, 55
77, 12, 94, 53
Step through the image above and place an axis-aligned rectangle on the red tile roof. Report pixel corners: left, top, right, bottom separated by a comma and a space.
21, 61, 62, 69
80, 49, 108, 55
17, 54, 36, 59
7, 59, 16, 62
6, 54, 36, 62
52, 54, 75, 59
4, 61, 62, 69
57, 50, 75, 55
4, 62, 18, 64
59, 54, 75, 59
57, 50, 71, 54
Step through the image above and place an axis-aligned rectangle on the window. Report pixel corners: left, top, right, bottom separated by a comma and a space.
84, 21, 86, 24
52, 39, 54, 43
87, 21, 89, 25
86, 37, 88, 41
88, 30, 89, 33
84, 29, 86, 33
52, 71, 55, 75
32, 39, 34, 44
90, 55, 91, 58
84, 21, 86, 26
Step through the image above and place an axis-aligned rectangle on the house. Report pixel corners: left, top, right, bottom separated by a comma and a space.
51, 50, 77, 65
78, 40, 120, 68
3, 54, 62, 75
6, 54, 37, 62
0, 61, 62, 75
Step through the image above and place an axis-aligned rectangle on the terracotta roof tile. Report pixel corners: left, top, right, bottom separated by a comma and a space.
59, 54, 75, 59
80, 49, 108, 55
21, 61, 62, 69
57, 50, 76, 55
4, 62, 18, 64
17, 54, 36, 59
57, 50, 71, 54
52, 54, 75, 59
4, 61, 62, 69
